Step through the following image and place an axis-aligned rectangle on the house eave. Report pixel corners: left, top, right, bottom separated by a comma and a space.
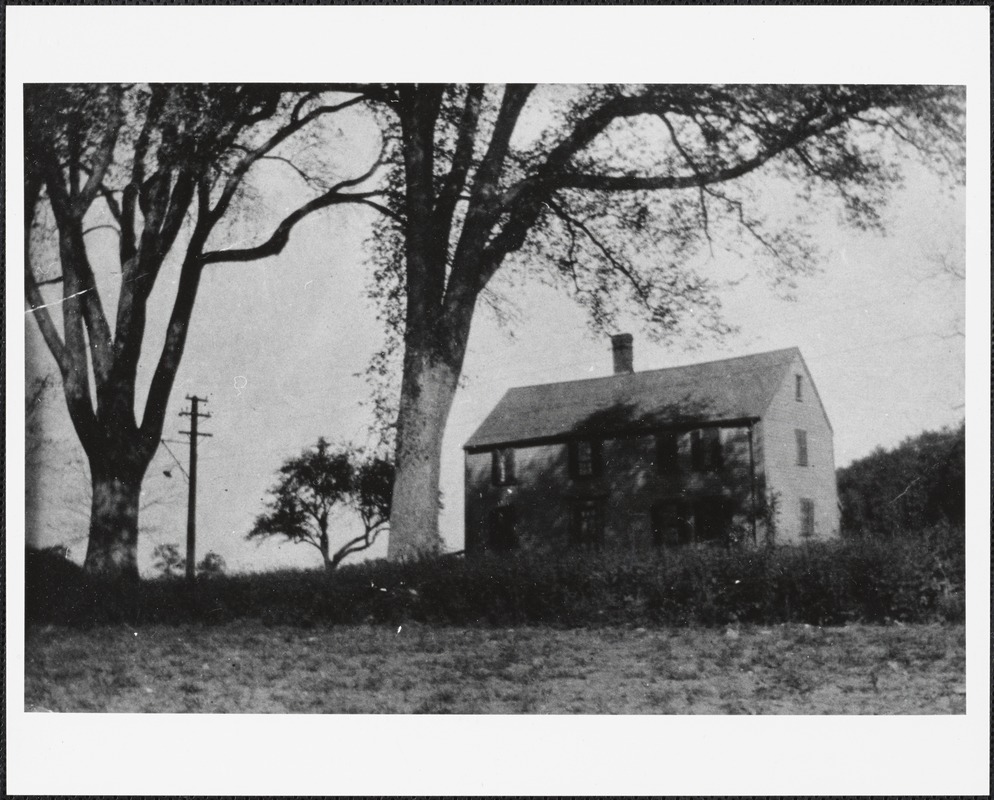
463, 415, 762, 454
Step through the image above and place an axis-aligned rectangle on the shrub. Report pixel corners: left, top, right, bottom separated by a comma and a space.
25, 533, 964, 628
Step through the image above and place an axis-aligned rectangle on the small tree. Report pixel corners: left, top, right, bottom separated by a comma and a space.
197, 551, 227, 577
151, 543, 185, 578
152, 543, 226, 578
247, 439, 394, 573
348, 453, 395, 554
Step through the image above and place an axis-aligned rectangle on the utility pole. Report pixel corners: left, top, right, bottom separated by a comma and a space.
179, 395, 212, 583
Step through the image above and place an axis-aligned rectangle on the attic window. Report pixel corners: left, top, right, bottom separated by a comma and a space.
570, 439, 602, 479
795, 374, 803, 402
492, 448, 516, 485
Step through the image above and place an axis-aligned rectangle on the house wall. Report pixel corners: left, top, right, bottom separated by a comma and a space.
464, 424, 758, 555
760, 355, 840, 542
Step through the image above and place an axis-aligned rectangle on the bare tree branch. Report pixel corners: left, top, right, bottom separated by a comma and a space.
207, 94, 370, 229
83, 224, 120, 238
658, 113, 714, 255
703, 184, 795, 271
200, 154, 394, 265
24, 259, 71, 377
546, 198, 652, 305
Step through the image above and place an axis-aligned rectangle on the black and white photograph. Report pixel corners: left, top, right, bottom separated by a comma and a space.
6, 6, 990, 797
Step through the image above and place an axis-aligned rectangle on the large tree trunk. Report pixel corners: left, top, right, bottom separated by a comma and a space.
387, 350, 461, 561
83, 467, 144, 581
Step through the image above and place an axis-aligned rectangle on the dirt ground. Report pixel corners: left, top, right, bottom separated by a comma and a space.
24, 622, 965, 714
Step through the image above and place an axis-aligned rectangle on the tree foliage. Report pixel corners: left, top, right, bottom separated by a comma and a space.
837, 423, 965, 539
247, 439, 394, 573
24, 83, 386, 579
152, 543, 227, 579
151, 543, 185, 579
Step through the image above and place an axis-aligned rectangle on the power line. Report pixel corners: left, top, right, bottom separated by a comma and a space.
159, 439, 190, 482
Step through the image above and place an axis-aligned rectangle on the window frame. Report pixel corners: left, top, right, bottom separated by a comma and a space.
795, 428, 809, 467
795, 373, 803, 402
691, 427, 723, 473
569, 438, 602, 479
800, 498, 815, 538
491, 447, 516, 486
656, 431, 680, 475
690, 429, 704, 471
571, 497, 605, 548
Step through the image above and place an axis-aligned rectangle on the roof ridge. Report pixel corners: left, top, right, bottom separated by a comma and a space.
506, 346, 801, 393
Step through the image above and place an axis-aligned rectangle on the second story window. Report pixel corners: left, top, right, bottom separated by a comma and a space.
795, 429, 809, 466
691, 428, 723, 472
569, 439, 601, 479
492, 447, 516, 485
656, 432, 680, 475
795, 374, 803, 402
691, 430, 704, 470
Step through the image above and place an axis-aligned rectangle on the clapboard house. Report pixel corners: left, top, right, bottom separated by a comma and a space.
464, 337, 839, 554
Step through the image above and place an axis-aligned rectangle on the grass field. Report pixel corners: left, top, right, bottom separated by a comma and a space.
24, 622, 965, 714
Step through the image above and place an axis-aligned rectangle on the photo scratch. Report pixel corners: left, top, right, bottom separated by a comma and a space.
25, 286, 95, 313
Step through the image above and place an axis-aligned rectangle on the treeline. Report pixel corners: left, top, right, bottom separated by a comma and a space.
837, 423, 964, 539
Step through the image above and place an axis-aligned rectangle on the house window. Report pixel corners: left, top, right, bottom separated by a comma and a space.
795, 374, 803, 402
690, 430, 704, 471
694, 497, 730, 544
569, 439, 601, 479
795, 429, 809, 466
488, 505, 518, 551
491, 448, 516, 485
577, 440, 594, 476
691, 428, 723, 472
800, 498, 815, 538
651, 499, 692, 547
656, 432, 680, 475
571, 498, 604, 547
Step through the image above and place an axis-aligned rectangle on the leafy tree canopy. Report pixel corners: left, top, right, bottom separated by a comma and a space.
248, 439, 394, 573
838, 422, 965, 539
334, 83, 965, 559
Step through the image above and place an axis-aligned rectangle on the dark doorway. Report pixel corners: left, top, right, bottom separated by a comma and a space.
571, 498, 604, 548
488, 506, 517, 552
694, 497, 730, 544
651, 499, 693, 547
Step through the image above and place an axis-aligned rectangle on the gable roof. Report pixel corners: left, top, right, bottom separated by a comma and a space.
465, 347, 801, 450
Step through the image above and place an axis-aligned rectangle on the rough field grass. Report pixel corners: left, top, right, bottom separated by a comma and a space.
24, 622, 964, 714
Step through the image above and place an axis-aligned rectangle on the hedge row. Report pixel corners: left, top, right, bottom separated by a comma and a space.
26, 526, 964, 627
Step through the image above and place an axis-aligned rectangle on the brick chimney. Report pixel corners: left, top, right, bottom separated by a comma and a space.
611, 333, 634, 374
